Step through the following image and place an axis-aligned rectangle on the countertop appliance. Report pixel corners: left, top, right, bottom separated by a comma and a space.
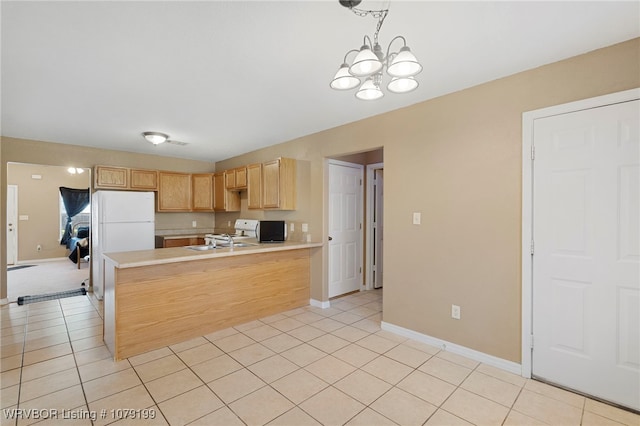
91, 190, 155, 299
258, 220, 287, 243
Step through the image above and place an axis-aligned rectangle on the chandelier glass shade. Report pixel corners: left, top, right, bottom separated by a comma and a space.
330, 61, 361, 90
330, 3, 422, 100
356, 76, 384, 100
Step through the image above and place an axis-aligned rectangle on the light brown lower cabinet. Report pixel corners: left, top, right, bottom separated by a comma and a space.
157, 237, 205, 248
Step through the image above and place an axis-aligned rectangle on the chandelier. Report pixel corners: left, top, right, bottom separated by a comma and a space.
330, 0, 422, 100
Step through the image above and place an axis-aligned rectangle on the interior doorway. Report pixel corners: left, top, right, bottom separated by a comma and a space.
327, 148, 384, 300
366, 163, 384, 290
6, 163, 91, 302
522, 89, 639, 411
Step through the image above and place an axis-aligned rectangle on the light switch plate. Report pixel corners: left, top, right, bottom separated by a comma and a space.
19, 215, 29, 221
451, 304, 461, 320
413, 212, 421, 225
302, 223, 308, 232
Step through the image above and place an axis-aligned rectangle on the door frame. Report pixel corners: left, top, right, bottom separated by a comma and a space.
365, 162, 383, 290
7, 185, 18, 265
521, 87, 640, 378
327, 159, 365, 297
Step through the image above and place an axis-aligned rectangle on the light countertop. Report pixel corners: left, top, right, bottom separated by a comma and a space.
104, 239, 323, 269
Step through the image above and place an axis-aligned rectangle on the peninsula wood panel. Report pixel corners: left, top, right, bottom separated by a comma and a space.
110, 249, 310, 359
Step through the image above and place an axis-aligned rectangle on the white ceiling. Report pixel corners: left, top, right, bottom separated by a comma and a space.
2, 1, 638, 163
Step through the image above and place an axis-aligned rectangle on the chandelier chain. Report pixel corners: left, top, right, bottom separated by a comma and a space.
350, 7, 389, 45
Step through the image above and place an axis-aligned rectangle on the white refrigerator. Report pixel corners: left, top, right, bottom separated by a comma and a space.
92, 190, 155, 299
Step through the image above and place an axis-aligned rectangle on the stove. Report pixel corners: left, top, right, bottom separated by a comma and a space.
205, 219, 259, 242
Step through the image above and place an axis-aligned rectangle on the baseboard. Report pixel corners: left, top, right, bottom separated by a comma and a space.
15, 257, 68, 264
381, 321, 522, 376
310, 299, 331, 309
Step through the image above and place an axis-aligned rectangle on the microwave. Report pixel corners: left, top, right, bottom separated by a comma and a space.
258, 220, 286, 243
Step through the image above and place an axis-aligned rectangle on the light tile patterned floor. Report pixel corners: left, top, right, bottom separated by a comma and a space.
2, 290, 639, 426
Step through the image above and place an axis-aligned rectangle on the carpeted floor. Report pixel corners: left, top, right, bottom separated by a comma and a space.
6, 258, 89, 303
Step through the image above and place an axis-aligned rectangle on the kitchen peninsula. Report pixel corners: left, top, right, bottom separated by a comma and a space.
102, 241, 322, 360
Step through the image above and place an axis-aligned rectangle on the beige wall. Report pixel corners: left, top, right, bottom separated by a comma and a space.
1, 39, 638, 364
216, 38, 640, 363
7, 163, 91, 261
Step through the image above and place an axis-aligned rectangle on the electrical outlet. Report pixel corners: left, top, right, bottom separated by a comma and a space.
192, 221, 197, 228
413, 212, 421, 225
451, 304, 461, 320
37, 244, 42, 252
302, 223, 308, 232
227, 221, 231, 227
290, 223, 295, 232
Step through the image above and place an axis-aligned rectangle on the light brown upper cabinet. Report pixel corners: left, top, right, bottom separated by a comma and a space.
192, 174, 214, 211
95, 166, 128, 189
130, 169, 158, 190
247, 163, 262, 209
157, 172, 192, 212
225, 166, 247, 190
213, 172, 240, 212
95, 166, 158, 191
262, 158, 296, 210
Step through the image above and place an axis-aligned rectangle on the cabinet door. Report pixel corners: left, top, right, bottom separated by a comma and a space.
262, 160, 281, 208
95, 166, 128, 189
192, 174, 214, 211
225, 170, 236, 189
157, 172, 192, 212
213, 172, 226, 211
235, 167, 248, 189
247, 163, 262, 209
130, 169, 158, 190
214, 172, 240, 212
163, 238, 191, 248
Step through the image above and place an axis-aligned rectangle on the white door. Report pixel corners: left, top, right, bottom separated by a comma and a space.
373, 168, 384, 289
532, 100, 639, 410
328, 161, 363, 298
7, 185, 18, 265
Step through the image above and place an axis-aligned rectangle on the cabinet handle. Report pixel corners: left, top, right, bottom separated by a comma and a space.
328, 236, 333, 241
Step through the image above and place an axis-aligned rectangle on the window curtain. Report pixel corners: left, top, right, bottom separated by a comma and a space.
59, 187, 90, 246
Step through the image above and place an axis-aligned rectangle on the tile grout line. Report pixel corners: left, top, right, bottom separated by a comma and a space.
59, 297, 96, 425
10, 303, 29, 426
15, 292, 630, 426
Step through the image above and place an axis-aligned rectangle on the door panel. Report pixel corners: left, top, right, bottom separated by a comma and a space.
328, 162, 363, 298
7, 185, 18, 265
532, 100, 640, 410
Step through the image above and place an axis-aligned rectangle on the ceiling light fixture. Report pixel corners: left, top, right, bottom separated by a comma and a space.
142, 131, 169, 145
331, 0, 422, 100
67, 167, 84, 174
